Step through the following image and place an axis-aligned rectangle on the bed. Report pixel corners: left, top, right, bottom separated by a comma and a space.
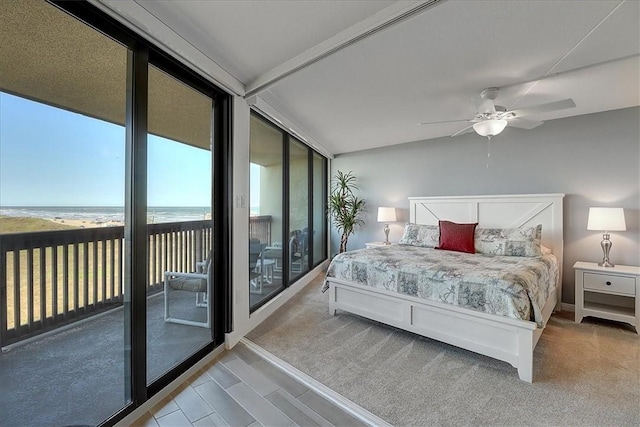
323, 194, 564, 382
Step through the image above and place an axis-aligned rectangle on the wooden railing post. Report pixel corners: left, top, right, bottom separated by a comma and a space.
0, 246, 7, 348
195, 226, 203, 267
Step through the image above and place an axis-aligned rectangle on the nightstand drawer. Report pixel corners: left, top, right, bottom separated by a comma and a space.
583, 272, 636, 295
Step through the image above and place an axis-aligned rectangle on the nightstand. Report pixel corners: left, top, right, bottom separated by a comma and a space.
574, 261, 639, 332
365, 241, 394, 248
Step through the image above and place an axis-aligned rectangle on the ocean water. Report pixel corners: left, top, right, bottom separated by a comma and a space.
0, 206, 210, 224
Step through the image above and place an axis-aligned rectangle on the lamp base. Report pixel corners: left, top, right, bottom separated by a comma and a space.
598, 260, 615, 268
599, 233, 614, 267
383, 223, 390, 245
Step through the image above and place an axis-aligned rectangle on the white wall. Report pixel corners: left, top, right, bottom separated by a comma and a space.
330, 107, 640, 305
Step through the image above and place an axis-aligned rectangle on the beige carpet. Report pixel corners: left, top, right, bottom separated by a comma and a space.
247, 274, 640, 426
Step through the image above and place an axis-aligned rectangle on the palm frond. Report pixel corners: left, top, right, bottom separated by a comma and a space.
328, 171, 366, 252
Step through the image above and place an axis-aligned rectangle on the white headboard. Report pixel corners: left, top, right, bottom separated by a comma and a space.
409, 194, 565, 304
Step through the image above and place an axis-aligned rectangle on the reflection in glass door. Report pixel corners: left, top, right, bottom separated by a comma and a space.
289, 139, 309, 282
313, 153, 327, 267
248, 112, 329, 310
249, 115, 284, 311
146, 65, 214, 383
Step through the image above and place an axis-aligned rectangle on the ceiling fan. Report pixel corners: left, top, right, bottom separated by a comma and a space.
419, 87, 576, 139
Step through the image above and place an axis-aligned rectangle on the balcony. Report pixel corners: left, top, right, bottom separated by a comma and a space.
0, 287, 211, 426
0, 217, 266, 426
0, 220, 214, 347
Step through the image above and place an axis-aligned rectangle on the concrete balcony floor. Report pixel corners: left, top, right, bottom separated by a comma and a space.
0, 290, 211, 427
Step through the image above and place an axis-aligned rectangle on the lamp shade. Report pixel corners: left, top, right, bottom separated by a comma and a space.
377, 207, 396, 223
587, 207, 626, 231
473, 119, 508, 137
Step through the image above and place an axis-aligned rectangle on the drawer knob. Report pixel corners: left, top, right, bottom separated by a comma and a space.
606, 281, 612, 286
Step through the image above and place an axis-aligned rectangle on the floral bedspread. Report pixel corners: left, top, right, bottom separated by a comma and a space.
322, 245, 559, 327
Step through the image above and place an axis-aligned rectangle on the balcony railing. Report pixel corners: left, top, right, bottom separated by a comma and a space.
0, 220, 213, 347
249, 215, 272, 245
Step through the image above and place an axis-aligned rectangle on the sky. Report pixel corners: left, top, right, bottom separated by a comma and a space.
0, 92, 212, 207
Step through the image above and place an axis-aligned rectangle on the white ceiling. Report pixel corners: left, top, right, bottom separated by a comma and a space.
101, 0, 640, 155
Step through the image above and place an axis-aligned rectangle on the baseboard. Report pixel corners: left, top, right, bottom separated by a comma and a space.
241, 337, 392, 427
561, 303, 575, 312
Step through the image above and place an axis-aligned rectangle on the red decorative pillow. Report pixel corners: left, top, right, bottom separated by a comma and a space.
436, 220, 478, 254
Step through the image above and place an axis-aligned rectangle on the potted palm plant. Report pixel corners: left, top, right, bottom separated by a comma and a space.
329, 170, 366, 253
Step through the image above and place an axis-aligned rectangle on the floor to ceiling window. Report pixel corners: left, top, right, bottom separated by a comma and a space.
312, 153, 328, 266
146, 65, 214, 384
249, 115, 284, 309
0, 1, 229, 425
289, 138, 310, 282
249, 112, 328, 311
0, 2, 130, 425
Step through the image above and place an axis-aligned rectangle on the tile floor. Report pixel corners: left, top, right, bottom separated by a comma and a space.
133, 342, 367, 427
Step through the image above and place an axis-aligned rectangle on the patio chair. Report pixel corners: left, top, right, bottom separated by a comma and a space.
262, 233, 300, 278
249, 238, 267, 294
293, 228, 315, 273
164, 255, 211, 328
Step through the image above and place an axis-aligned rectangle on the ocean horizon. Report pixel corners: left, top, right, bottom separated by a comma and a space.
0, 206, 211, 224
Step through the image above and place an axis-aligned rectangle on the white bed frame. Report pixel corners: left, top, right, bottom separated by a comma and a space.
327, 194, 564, 382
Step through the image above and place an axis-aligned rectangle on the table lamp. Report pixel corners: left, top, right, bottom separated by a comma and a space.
587, 207, 626, 267
377, 207, 397, 245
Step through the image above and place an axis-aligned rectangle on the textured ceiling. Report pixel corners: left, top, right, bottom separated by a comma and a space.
0, 0, 212, 151
0, 0, 127, 125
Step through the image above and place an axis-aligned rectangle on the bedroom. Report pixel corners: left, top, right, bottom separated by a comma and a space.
0, 1, 637, 426
101, 0, 639, 424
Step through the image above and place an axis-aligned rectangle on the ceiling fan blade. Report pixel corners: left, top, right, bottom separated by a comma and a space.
507, 118, 544, 130
509, 98, 576, 118
451, 124, 475, 137
419, 119, 469, 125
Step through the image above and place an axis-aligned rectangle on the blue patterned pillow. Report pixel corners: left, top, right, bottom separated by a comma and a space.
475, 224, 542, 257
398, 223, 439, 248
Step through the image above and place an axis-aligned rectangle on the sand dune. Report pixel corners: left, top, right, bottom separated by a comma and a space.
48, 217, 124, 228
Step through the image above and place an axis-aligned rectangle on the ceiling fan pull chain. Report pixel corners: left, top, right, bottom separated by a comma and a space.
486, 138, 491, 169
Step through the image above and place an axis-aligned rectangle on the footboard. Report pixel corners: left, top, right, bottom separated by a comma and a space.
327, 278, 540, 382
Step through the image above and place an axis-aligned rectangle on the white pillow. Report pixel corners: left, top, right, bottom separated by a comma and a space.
398, 223, 439, 248
475, 224, 543, 257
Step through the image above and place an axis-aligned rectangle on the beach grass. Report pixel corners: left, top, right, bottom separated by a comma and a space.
0, 215, 77, 234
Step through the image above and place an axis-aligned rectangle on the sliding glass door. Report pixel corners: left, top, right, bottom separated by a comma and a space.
249, 115, 285, 309
146, 65, 214, 384
0, 1, 229, 424
313, 153, 328, 266
289, 139, 310, 282
0, 1, 130, 424
249, 112, 328, 311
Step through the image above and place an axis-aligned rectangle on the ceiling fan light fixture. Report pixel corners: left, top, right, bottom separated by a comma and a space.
473, 119, 508, 138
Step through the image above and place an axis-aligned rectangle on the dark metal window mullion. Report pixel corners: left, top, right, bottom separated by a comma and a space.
124, 46, 148, 406
322, 156, 328, 263
283, 134, 290, 287
307, 147, 313, 272
214, 94, 232, 339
